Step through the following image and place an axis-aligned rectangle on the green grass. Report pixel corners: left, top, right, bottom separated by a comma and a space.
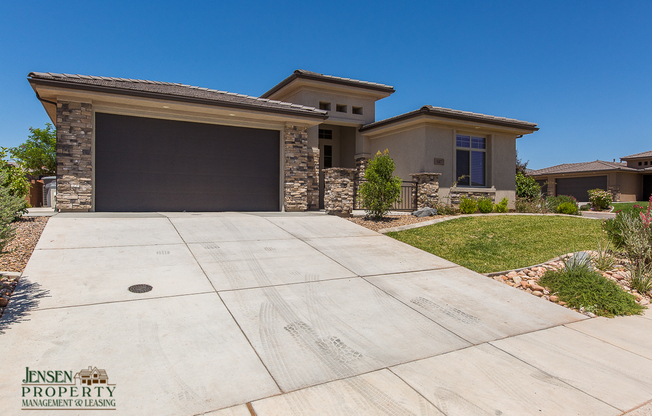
612, 201, 649, 214
539, 268, 643, 317
387, 215, 604, 273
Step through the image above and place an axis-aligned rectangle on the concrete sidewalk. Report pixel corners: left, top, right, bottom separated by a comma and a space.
1, 212, 650, 415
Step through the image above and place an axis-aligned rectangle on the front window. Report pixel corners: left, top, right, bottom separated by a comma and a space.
456, 135, 486, 187
323, 145, 333, 168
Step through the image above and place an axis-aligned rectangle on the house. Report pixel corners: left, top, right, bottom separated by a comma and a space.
528, 151, 652, 202
28, 70, 538, 212
74, 366, 108, 385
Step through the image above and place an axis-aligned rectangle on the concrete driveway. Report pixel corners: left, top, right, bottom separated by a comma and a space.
1, 212, 651, 415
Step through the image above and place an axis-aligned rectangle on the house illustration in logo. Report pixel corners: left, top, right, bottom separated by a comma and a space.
74, 367, 108, 386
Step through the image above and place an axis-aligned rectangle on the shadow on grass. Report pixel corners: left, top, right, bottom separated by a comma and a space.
0, 277, 50, 335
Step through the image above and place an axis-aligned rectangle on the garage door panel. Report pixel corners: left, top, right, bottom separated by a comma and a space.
95, 113, 279, 212
556, 176, 607, 202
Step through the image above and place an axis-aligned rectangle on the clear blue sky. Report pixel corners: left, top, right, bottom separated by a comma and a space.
1, 1, 650, 170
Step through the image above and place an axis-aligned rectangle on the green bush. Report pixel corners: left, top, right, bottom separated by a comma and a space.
459, 196, 478, 214
588, 188, 613, 210
0, 170, 27, 255
358, 150, 402, 220
433, 203, 458, 216
547, 195, 578, 214
493, 197, 509, 213
557, 201, 579, 215
0, 148, 29, 221
477, 197, 493, 213
539, 266, 643, 317
515, 173, 541, 201
580, 204, 590, 211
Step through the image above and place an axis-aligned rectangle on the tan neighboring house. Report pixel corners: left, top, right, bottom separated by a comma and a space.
28, 69, 538, 212
528, 150, 652, 202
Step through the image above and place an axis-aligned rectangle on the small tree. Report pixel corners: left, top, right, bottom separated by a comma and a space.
10, 123, 57, 177
0, 148, 29, 220
515, 172, 541, 201
358, 150, 402, 220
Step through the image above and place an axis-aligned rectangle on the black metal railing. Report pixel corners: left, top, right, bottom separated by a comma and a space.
355, 180, 415, 211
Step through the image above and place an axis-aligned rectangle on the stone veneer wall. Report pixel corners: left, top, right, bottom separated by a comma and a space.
306, 147, 320, 210
284, 125, 309, 211
56, 102, 93, 211
448, 187, 496, 205
324, 168, 356, 216
353, 156, 368, 209
608, 185, 622, 202
410, 173, 441, 209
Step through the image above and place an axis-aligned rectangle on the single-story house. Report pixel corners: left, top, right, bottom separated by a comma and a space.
28, 70, 538, 212
528, 151, 652, 202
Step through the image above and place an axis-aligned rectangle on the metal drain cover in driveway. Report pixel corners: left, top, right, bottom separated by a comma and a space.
128, 284, 153, 293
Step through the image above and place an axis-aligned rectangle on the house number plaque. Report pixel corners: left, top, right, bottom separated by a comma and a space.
434, 158, 445, 166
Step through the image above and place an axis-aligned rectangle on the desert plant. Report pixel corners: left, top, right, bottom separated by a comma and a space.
628, 262, 652, 295
557, 201, 579, 215
588, 188, 613, 211
605, 211, 652, 266
477, 197, 493, 213
459, 196, 478, 214
0, 170, 27, 255
493, 197, 509, 213
562, 251, 594, 273
592, 239, 615, 271
515, 195, 546, 213
540, 265, 643, 317
515, 173, 541, 201
546, 195, 577, 213
358, 150, 402, 220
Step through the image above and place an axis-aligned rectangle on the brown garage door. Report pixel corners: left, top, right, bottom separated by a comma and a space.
555, 176, 607, 202
95, 113, 279, 212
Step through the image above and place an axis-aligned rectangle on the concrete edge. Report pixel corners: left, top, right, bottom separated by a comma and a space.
0, 271, 22, 277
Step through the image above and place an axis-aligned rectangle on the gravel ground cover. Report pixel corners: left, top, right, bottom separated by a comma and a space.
347, 214, 448, 232
488, 254, 650, 317
0, 216, 48, 320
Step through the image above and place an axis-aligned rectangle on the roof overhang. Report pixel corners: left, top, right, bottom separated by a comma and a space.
261, 71, 395, 101
29, 76, 328, 129
360, 108, 538, 138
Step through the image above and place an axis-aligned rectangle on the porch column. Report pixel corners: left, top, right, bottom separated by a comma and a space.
410, 173, 441, 209
56, 101, 93, 211
284, 124, 309, 211
324, 168, 356, 216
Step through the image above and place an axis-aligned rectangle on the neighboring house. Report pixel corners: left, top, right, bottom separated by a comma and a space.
528, 151, 652, 202
28, 70, 538, 212
74, 366, 108, 385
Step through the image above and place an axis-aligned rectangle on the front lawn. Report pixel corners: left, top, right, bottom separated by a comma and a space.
387, 215, 604, 273
611, 201, 649, 214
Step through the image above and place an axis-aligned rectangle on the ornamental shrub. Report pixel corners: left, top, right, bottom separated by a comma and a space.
477, 197, 493, 213
493, 197, 509, 213
515, 196, 546, 213
515, 173, 541, 201
546, 195, 578, 213
557, 201, 579, 215
588, 188, 613, 210
0, 148, 29, 221
459, 196, 478, 214
0, 170, 27, 255
358, 150, 402, 220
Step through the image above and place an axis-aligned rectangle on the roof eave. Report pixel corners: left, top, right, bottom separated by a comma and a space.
28, 77, 329, 121
360, 107, 538, 133
260, 72, 396, 99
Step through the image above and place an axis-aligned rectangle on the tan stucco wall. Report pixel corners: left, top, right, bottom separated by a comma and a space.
366, 124, 518, 205
281, 90, 376, 125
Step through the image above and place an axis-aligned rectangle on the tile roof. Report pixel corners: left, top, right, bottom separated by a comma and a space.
360, 105, 538, 132
528, 160, 640, 176
260, 69, 395, 98
28, 72, 328, 118
620, 150, 652, 160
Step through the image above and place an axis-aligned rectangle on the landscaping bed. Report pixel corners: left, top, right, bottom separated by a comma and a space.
348, 214, 448, 233
488, 254, 649, 317
0, 216, 48, 320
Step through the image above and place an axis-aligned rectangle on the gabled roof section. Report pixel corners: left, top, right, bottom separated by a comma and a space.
28, 72, 328, 119
620, 150, 652, 160
260, 69, 395, 98
360, 105, 538, 132
528, 160, 639, 176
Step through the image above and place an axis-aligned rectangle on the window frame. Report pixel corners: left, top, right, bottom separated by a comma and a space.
455, 134, 487, 187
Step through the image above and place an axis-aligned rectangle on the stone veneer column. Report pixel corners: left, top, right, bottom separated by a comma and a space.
284, 125, 309, 211
56, 102, 93, 211
324, 168, 356, 216
306, 147, 320, 210
353, 156, 368, 209
410, 173, 442, 209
